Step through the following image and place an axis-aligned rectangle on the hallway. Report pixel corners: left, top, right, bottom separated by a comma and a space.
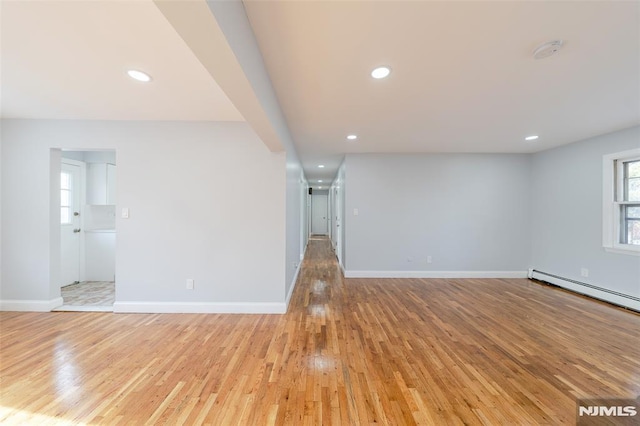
1, 236, 639, 424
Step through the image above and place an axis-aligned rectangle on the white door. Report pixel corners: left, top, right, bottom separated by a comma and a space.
328, 190, 334, 242
311, 194, 328, 235
334, 187, 342, 263
60, 161, 82, 287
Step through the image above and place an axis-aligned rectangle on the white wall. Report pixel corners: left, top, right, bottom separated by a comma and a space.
285, 152, 306, 305
531, 125, 640, 304
84, 232, 116, 281
201, 0, 308, 307
1, 119, 288, 312
343, 154, 531, 277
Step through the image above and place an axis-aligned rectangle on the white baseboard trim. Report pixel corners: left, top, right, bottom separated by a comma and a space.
344, 270, 528, 279
113, 301, 287, 314
53, 305, 113, 312
530, 270, 640, 312
285, 260, 302, 310
0, 297, 63, 312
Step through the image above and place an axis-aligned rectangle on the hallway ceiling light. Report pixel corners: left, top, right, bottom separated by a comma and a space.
525, 135, 539, 141
127, 69, 152, 82
318, 164, 325, 168
371, 66, 391, 79
318, 180, 323, 183
532, 40, 564, 60
347, 134, 358, 140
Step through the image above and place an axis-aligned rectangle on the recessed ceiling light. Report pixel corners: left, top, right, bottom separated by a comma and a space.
318, 180, 323, 183
347, 134, 358, 140
127, 69, 152, 82
371, 66, 391, 79
318, 165, 325, 168
525, 135, 539, 141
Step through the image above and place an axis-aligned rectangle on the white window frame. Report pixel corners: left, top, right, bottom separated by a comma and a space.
603, 148, 640, 256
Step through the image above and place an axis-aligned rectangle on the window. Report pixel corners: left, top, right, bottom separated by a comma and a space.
61, 171, 72, 225
603, 149, 640, 255
620, 159, 640, 244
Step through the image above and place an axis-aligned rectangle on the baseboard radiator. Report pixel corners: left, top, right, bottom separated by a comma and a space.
528, 269, 640, 312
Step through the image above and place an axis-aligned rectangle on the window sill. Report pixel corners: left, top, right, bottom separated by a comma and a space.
604, 246, 640, 257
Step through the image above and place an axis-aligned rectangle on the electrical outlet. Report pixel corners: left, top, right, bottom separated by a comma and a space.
427, 256, 432, 264
580, 268, 589, 278
186, 279, 194, 290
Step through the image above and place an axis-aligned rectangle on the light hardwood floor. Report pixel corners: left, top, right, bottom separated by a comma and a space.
1, 236, 639, 425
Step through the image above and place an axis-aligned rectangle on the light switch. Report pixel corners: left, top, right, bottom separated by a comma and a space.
354, 208, 359, 216
122, 208, 130, 219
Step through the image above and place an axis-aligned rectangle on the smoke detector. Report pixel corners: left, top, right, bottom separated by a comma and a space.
532, 40, 564, 59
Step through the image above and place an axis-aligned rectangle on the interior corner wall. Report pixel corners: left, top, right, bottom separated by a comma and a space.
285, 151, 305, 303
0, 119, 287, 313
343, 153, 531, 277
530, 125, 640, 302
202, 0, 306, 307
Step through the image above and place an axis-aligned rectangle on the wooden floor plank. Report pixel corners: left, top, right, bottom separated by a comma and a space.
1, 236, 639, 424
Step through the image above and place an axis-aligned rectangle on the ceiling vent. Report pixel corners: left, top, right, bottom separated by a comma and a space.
532, 40, 564, 59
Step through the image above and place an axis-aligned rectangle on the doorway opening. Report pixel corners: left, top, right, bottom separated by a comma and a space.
57, 150, 116, 312
311, 190, 329, 236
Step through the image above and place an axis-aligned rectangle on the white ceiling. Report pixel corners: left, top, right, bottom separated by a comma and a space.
2, 1, 639, 186
0, 0, 243, 121
244, 1, 640, 184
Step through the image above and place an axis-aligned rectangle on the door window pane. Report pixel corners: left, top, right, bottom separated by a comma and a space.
61, 171, 73, 224
61, 207, 70, 225
61, 190, 70, 207
61, 172, 71, 190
